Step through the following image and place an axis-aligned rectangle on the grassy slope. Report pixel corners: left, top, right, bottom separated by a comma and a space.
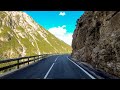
0, 13, 72, 60
0, 25, 72, 59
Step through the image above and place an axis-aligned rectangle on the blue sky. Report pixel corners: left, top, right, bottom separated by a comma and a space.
24, 11, 84, 45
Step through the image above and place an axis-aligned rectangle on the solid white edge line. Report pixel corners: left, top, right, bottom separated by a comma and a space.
43, 56, 59, 79
67, 56, 96, 79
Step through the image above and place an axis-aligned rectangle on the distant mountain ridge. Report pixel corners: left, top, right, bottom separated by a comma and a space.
0, 11, 72, 59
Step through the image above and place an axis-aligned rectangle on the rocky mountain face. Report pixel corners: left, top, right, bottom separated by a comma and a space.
71, 11, 120, 77
0, 11, 72, 60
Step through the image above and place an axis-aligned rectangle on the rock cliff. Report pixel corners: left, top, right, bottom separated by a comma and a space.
71, 11, 120, 77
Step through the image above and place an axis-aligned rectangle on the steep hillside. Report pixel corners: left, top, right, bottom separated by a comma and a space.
71, 11, 120, 77
0, 11, 72, 60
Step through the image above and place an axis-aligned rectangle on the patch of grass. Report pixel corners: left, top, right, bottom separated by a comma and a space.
0, 12, 6, 19
0, 61, 17, 74
16, 26, 25, 32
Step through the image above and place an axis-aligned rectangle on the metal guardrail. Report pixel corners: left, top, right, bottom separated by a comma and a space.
0, 54, 50, 72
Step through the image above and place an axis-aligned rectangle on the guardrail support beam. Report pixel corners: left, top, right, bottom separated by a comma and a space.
28, 58, 29, 65
17, 60, 19, 69
34, 57, 35, 62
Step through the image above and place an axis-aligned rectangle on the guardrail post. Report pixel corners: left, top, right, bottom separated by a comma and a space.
42, 55, 44, 59
28, 57, 29, 65
34, 57, 35, 62
37, 56, 39, 60
17, 60, 19, 69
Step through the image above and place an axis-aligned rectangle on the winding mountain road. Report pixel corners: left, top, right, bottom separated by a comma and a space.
0, 55, 96, 79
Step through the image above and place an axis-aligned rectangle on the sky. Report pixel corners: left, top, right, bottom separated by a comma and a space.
24, 11, 84, 46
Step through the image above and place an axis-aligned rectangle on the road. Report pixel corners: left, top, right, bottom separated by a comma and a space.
0, 54, 96, 79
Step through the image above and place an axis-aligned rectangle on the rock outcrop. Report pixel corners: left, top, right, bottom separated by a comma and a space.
71, 11, 120, 77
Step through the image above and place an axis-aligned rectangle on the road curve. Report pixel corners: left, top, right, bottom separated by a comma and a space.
0, 54, 96, 79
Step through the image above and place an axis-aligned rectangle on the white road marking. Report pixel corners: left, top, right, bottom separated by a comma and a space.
67, 56, 96, 79
44, 56, 59, 79
55, 56, 59, 62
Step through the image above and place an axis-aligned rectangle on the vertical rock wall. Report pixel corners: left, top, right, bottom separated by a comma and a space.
71, 11, 120, 77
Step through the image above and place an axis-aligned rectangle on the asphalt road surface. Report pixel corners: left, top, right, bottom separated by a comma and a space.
0, 54, 96, 79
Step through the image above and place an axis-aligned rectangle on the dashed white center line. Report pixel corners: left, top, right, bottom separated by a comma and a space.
44, 63, 55, 79
55, 56, 59, 62
44, 56, 59, 79
67, 56, 96, 79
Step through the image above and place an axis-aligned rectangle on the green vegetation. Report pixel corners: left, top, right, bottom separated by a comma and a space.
0, 60, 17, 74
0, 12, 6, 19
0, 11, 72, 74
0, 11, 72, 60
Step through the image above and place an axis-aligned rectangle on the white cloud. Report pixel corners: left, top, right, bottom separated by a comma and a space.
59, 12, 66, 16
48, 25, 73, 46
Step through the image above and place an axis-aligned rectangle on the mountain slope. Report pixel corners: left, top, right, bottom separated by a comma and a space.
0, 11, 72, 59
